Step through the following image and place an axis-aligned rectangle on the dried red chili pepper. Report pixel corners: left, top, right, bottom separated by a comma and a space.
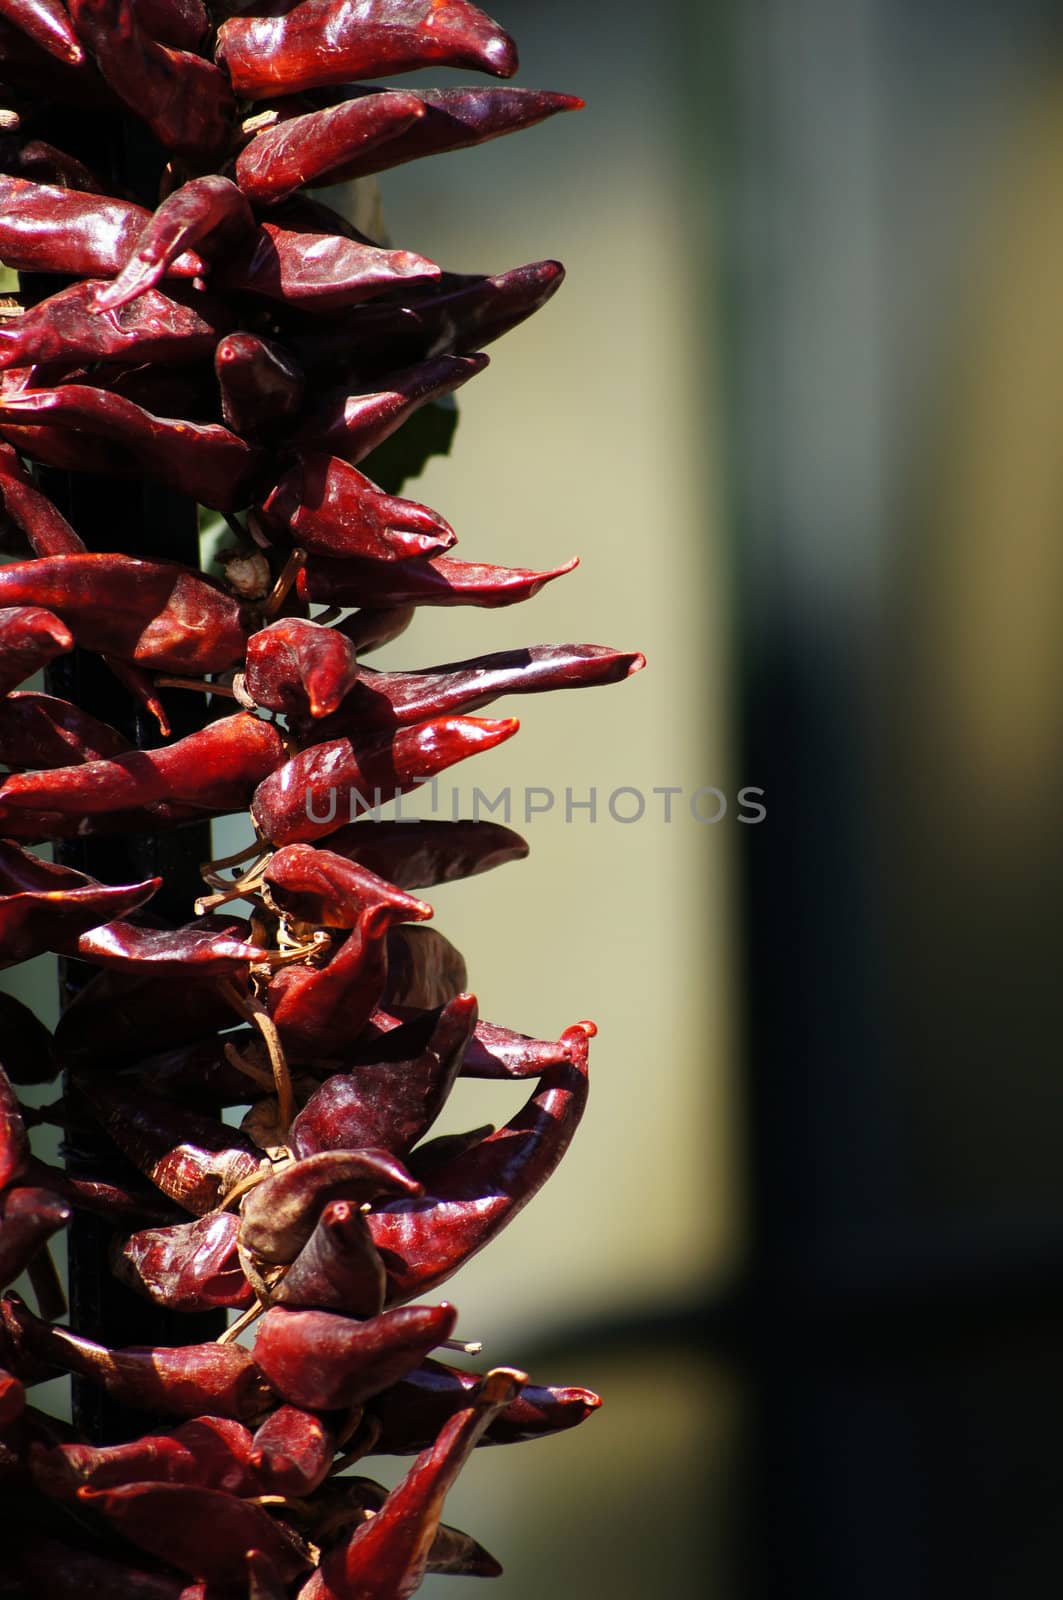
216, 0, 518, 101
99, 175, 254, 312
367, 1356, 601, 1454
2, 1296, 275, 1419
0, 553, 249, 673
25, 1157, 183, 1227
260, 453, 455, 563
251, 715, 519, 847
250, 1403, 335, 1496
31, 1413, 257, 1498
306, 1478, 502, 1578
0, 177, 203, 279
383, 924, 467, 1010
54, 964, 239, 1068
134, 0, 208, 52
0, 443, 84, 557
74, 915, 261, 974
0, 1187, 70, 1292
0, 281, 226, 371
80, 1480, 314, 1585
235, 90, 426, 206
0, 134, 104, 192
320, 817, 527, 889
302, 1367, 523, 1600
369, 1024, 591, 1301
240, 1147, 420, 1268
0, 605, 71, 695
114, 1210, 253, 1313
252, 1301, 457, 1412
0, 0, 82, 65
299, 550, 578, 610
0, 712, 283, 817
214, 332, 305, 439
265, 843, 432, 929
272, 1197, 386, 1317
218, 216, 440, 313
245, 617, 361, 720
295, 352, 487, 464
0, 691, 130, 769
0, 386, 261, 511
68, 0, 234, 160
335, 604, 416, 656
0, 841, 158, 967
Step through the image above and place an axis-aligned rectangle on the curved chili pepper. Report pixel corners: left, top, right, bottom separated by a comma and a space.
99, 175, 253, 312
0, 449, 86, 556
235, 90, 425, 206
367, 1356, 600, 1454
0, 1187, 70, 1293
0, 177, 204, 279
407, 1124, 493, 1186
0, 842, 158, 968
219, 217, 440, 313
251, 715, 519, 847
0, 281, 226, 371
132, 0, 208, 53
299, 551, 578, 610
0, 691, 130, 769
303, 642, 646, 740
0, 993, 59, 1085
32, 1413, 257, 1501
216, 0, 517, 101
291, 258, 565, 382
214, 332, 305, 439
70, 1073, 263, 1215
460, 1014, 584, 1080
240, 1147, 421, 1268
305, 1478, 502, 1577
0, 134, 104, 192
24, 1157, 183, 1228
0, 386, 261, 512
335, 604, 416, 656
74, 915, 261, 974
0, 605, 72, 694
79, 1480, 313, 1586
303, 1367, 522, 1600
273, 1198, 386, 1318
245, 618, 361, 720
265, 843, 432, 930
250, 1403, 336, 1496
0, 553, 249, 672
329, 84, 581, 183
0, 0, 82, 64
113, 1210, 252, 1312
261, 453, 454, 563
69, 0, 234, 160
383, 924, 467, 1010
320, 818, 526, 891
295, 352, 487, 465
369, 1024, 591, 1302
252, 1301, 457, 1412
2, 1296, 275, 1419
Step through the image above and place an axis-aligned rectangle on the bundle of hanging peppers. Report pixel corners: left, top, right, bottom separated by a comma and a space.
0, 0, 644, 1593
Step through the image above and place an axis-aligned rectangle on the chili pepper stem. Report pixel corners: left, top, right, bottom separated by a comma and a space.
224, 1040, 275, 1093
217, 1284, 270, 1343
219, 977, 295, 1133
196, 858, 269, 912
156, 675, 240, 699
263, 548, 307, 619
201, 839, 267, 877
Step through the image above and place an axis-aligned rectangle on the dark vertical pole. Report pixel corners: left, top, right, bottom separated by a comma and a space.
22, 109, 226, 1443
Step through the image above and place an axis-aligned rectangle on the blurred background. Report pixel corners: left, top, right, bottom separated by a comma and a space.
12, 0, 1063, 1593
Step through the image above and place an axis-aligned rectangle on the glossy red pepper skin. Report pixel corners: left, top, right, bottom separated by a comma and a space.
0, 177, 204, 278
70, 1074, 263, 1214
266, 906, 397, 1056
302, 1367, 522, 1600
367, 1356, 601, 1454
2, 1297, 275, 1419
0, 1187, 70, 1292
73, 915, 261, 974
0, 841, 158, 967
0, 553, 249, 673
219, 218, 440, 313
246, 618, 361, 720
99, 175, 254, 312
299, 551, 578, 611
0, 605, 71, 694
235, 90, 425, 206
291, 258, 566, 383
216, 0, 518, 101
80, 1480, 313, 1586
214, 333, 305, 438
329, 85, 581, 182
0, 281, 226, 371
240, 1147, 420, 1268
251, 714, 519, 847
32, 1414, 259, 1498
369, 1024, 591, 1302
69, 0, 234, 160
273, 1197, 387, 1317
296, 352, 487, 465
0, 443, 85, 557
252, 1301, 456, 1412
301, 642, 646, 740
0, 691, 130, 769
0, 0, 82, 65
303, 1479, 502, 1578
250, 1403, 336, 1496
320, 817, 528, 890
265, 843, 432, 930
291, 994, 476, 1160
114, 1210, 253, 1313
0, 386, 262, 512
261, 453, 454, 562
0, 713, 284, 818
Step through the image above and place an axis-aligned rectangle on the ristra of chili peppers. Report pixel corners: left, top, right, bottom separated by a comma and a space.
259, 453, 455, 562
0, 176, 205, 278
238, 1147, 421, 1269
216, 0, 519, 100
